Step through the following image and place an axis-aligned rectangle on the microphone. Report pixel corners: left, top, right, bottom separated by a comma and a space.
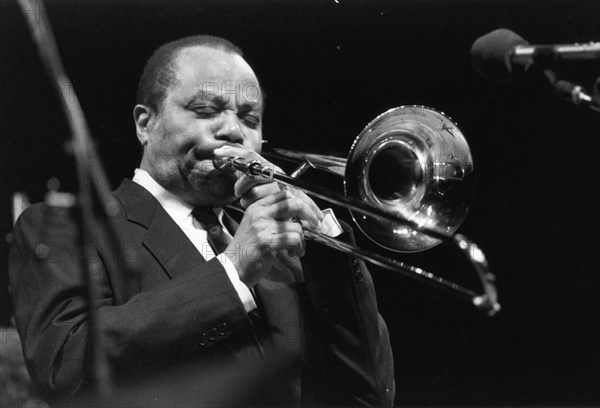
471, 28, 600, 82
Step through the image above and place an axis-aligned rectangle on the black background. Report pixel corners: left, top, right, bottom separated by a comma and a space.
1, 0, 600, 405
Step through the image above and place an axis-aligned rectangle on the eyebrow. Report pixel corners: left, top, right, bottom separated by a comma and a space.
187, 90, 225, 105
187, 89, 263, 112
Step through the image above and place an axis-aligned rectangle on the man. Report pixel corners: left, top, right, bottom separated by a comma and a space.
9, 35, 394, 406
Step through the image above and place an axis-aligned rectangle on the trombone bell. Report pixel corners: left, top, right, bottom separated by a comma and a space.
346, 106, 474, 252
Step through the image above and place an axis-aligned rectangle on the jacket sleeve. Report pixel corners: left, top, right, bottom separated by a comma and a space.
8, 203, 252, 399
300, 221, 395, 407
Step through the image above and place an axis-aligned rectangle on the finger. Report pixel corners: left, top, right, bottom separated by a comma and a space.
215, 145, 284, 177
237, 164, 294, 206
214, 145, 260, 160
213, 145, 266, 180
276, 186, 324, 224
290, 190, 324, 223
270, 231, 304, 254
235, 173, 274, 198
214, 145, 270, 172
212, 146, 284, 198
255, 221, 303, 255
239, 182, 281, 208
274, 219, 303, 236
267, 197, 321, 229
250, 189, 294, 208
287, 234, 306, 258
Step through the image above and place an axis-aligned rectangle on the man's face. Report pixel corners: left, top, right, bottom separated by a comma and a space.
140, 46, 263, 207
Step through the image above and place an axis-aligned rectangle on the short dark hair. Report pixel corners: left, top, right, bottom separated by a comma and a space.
136, 35, 244, 111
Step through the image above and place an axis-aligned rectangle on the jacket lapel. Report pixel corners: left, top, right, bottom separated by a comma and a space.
142, 209, 208, 280
114, 179, 208, 280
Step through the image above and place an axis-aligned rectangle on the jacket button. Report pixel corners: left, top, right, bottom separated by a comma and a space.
218, 322, 229, 337
352, 259, 363, 283
198, 334, 209, 347
208, 328, 219, 342
35, 243, 50, 259
354, 271, 364, 284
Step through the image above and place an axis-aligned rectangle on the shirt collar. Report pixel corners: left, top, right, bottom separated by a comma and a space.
132, 168, 224, 226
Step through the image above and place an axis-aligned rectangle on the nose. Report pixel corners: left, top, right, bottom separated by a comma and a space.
215, 111, 244, 144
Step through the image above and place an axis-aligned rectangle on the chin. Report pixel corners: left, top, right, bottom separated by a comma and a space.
206, 179, 236, 202
188, 171, 236, 205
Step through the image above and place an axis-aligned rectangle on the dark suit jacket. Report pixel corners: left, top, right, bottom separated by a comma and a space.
9, 179, 394, 407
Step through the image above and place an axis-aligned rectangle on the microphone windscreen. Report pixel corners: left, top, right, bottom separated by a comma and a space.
471, 28, 529, 82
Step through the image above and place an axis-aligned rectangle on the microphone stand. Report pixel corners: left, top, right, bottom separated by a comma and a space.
16, 0, 127, 400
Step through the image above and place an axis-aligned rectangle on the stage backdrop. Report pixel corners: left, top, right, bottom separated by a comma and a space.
1, 1, 599, 405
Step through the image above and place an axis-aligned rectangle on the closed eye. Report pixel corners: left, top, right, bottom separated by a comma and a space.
241, 113, 261, 129
192, 106, 219, 118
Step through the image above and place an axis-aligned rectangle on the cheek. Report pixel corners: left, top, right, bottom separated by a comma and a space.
149, 121, 193, 159
147, 138, 178, 165
247, 131, 263, 153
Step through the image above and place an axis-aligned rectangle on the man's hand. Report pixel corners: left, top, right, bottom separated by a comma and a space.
214, 145, 324, 286
214, 145, 281, 207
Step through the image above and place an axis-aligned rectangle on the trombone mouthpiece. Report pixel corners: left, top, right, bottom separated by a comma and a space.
213, 156, 232, 170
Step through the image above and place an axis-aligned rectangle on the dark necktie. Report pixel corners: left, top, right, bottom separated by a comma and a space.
191, 207, 230, 255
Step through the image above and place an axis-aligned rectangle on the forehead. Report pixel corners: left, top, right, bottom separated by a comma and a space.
170, 46, 262, 105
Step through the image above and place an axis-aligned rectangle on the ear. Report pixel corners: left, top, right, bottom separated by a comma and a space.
133, 104, 154, 147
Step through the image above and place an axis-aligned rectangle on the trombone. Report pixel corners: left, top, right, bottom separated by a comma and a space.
215, 106, 500, 316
